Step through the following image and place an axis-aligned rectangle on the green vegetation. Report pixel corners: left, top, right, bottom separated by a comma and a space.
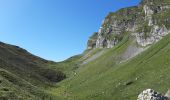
0, 42, 66, 99
153, 10, 170, 29
0, 0, 170, 99
48, 55, 82, 76
47, 33, 170, 100
137, 22, 152, 39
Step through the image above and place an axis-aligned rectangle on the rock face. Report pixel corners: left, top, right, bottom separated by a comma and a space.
87, 0, 170, 49
137, 89, 168, 100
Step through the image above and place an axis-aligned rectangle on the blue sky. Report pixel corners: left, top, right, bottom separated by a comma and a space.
0, 0, 141, 61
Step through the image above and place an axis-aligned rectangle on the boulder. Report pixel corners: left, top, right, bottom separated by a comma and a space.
137, 89, 167, 100
165, 90, 170, 98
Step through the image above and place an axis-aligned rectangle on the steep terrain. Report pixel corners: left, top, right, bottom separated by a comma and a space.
87, 0, 170, 49
0, 0, 169, 99
0, 42, 66, 99
48, 0, 170, 100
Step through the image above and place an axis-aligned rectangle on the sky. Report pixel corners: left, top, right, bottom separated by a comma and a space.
0, 0, 141, 62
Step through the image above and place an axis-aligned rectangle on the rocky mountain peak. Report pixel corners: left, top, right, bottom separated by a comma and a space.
87, 0, 170, 49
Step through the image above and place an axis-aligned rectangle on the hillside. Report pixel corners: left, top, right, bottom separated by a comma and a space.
48, 0, 170, 99
49, 30, 170, 100
0, 0, 169, 99
0, 42, 66, 99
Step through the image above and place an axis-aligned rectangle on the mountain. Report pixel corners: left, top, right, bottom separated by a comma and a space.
49, 0, 170, 99
87, 0, 170, 49
52, 30, 170, 100
0, 0, 170, 99
0, 42, 66, 99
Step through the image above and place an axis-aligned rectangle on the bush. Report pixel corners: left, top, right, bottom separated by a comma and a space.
41, 69, 66, 82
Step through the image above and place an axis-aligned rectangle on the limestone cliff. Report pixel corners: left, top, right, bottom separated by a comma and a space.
87, 0, 170, 49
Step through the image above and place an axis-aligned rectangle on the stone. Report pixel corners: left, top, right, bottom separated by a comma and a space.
87, 0, 170, 49
137, 89, 168, 100
165, 90, 170, 98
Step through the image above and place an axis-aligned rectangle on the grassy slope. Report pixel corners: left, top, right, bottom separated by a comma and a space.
0, 30, 169, 100
0, 41, 106, 100
49, 33, 170, 100
0, 1, 169, 99
0, 42, 66, 100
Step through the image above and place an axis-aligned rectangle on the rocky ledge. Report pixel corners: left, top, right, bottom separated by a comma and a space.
87, 0, 170, 49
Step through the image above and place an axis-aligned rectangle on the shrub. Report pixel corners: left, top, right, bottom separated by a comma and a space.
41, 69, 66, 82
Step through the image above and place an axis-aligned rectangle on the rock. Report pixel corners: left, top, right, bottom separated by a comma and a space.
165, 90, 170, 98
136, 25, 170, 46
87, 0, 170, 49
137, 89, 167, 100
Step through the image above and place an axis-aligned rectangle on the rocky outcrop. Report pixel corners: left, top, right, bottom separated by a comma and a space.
136, 25, 170, 46
87, 0, 170, 49
87, 32, 98, 49
165, 90, 170, 98
137, 89, 168, 100
136, 2, 170, 46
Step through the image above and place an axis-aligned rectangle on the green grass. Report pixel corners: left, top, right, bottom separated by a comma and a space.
48, 55, 82, 77
0, 25, 169, 100
45, 1, 170, 99
0, 42, 66, 100
47, 33, 170, 100
0, 0, 169, 99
